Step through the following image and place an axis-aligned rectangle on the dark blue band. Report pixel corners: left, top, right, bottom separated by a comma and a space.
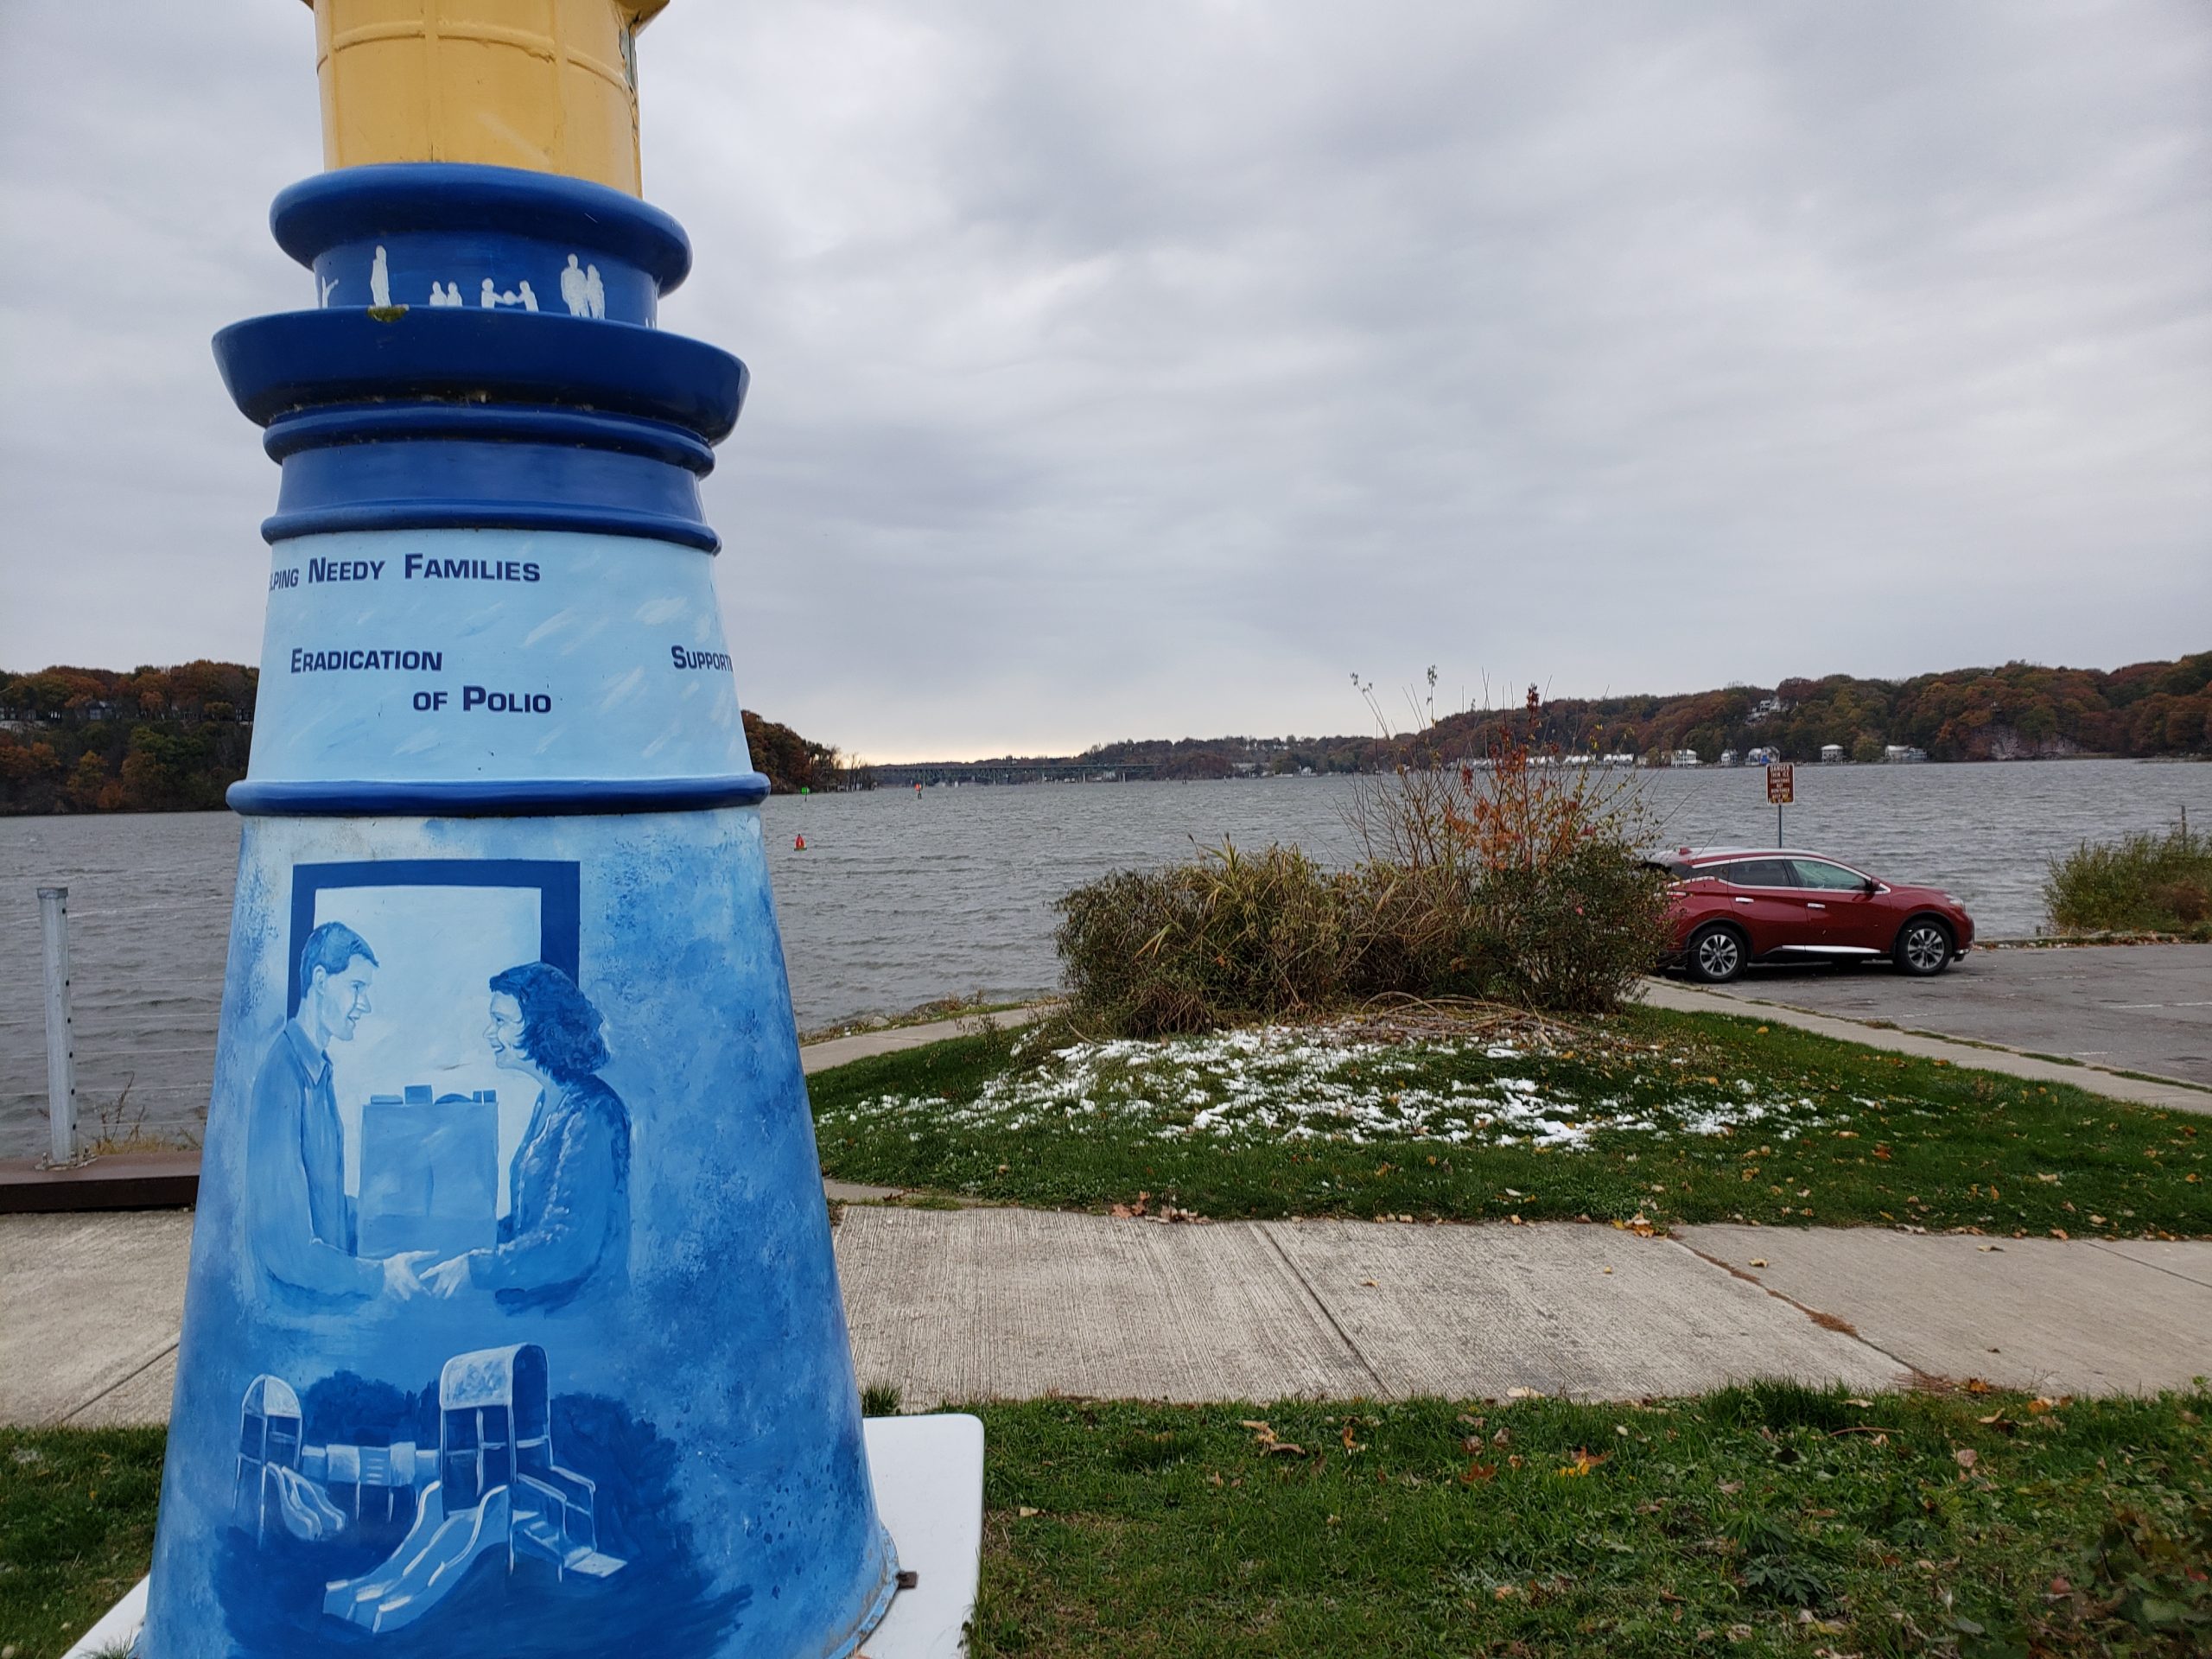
261, 403, 719, 549
264, 404, 716, 471
272, 163, 692, 293
228, 774, 773, 817
215, 308, 747, 441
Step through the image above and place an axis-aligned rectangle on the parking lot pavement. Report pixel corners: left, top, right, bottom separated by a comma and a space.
1672, 943, 2212, 1088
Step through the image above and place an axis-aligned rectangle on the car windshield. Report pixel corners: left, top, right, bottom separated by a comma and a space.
1723, 859, 1794, 887
1789, 859, 1867, 891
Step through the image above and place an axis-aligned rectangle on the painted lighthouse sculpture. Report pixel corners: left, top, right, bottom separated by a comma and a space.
139, 3, 900, 1654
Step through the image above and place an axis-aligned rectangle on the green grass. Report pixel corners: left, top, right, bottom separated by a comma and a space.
0, 1426, 164, 1658
15, 1389, 2206, 1658
973, 1386, 2212, 1658
807, 1008, 2212, 1236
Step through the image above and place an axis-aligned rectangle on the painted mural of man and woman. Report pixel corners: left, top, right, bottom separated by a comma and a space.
247, 922, 630, 1313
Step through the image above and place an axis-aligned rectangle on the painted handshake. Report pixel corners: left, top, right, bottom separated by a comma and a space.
378, 1249, 479, 1300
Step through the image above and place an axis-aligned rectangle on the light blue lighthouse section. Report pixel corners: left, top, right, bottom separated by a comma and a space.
249, 529, 749, 785
137, 162, 900, 1657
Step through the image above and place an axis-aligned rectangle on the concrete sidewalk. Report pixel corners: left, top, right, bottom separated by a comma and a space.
1640, 976, 2212, 1115
10, 1205, 2208, 1427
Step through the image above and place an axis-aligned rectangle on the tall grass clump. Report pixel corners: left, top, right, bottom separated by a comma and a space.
1052, 844, 1354, 1037
2044, 822, 2212, 939
1056, 689, 1675, 1036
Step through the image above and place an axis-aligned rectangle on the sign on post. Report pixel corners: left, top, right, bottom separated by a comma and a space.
1765, 763, 1794, 805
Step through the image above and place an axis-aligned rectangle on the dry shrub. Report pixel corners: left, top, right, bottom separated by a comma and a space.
1053, 844, 1351, 1038
1057, 689, 1675, 1035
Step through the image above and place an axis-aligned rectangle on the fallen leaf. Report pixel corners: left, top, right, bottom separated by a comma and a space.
1459, 1461, 1497, 1484
1844, 1399, 1873, 1408
1749, 1258, 1768, 1268
1017, 1506, 1040, 1518
1718, 1479, 1744, 1495
1507, 1387, 1541, 1400
1556, 1447, 1609, 1478
1954, 1448, 1978, 1470
1963, 1378, 1993, 1395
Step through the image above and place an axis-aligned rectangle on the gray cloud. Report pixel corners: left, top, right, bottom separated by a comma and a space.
3, 1, 2207, 758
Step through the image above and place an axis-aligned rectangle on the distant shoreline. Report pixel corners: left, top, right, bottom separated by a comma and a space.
4, 748, 2206, 818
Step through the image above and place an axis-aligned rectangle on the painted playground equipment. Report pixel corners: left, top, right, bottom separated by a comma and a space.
231, 1346, 626, 1636
136, 3, 900, 1653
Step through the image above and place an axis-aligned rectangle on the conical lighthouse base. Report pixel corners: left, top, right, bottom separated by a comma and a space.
137, 805, 899, 1657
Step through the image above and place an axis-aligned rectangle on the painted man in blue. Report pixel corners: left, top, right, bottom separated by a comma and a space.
248, 923, 423, 1302
421, 962, 630, 1310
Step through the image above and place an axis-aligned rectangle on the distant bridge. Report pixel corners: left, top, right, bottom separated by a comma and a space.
861, 760, 1158, 788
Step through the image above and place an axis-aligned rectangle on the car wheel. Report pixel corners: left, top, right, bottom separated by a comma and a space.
1894, 918, 1953, 977
1686, 925, 1747, 984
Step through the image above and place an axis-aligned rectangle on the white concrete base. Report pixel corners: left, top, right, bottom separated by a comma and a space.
62, 1414, 985, 1659
859, 1413, 987, 1658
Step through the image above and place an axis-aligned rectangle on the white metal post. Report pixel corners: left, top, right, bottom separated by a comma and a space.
39, 886, 78, 1164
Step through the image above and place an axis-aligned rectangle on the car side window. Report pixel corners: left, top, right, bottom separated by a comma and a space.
1726, 859, 1795, 887
1789, 860, 1866, 891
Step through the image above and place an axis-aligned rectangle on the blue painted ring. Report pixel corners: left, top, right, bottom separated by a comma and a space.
264, 404, 718, 473
228, 774, 773, 817
214, 308, 749, 442
272, 163, 693, 292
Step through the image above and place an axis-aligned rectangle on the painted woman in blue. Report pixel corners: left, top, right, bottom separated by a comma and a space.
419, 962, 631, 1310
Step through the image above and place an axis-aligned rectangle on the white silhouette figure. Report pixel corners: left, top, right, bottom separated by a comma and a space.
481, 278, 499, 308
560, 254, 589, 317
517, 281, 538, 313
369, 246, 391, 308
584, 264, 605, 320
319, 276, 339, 308
427, 281, 461, 308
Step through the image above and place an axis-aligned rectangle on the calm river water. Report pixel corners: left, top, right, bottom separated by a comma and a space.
3, 759, 2205, 1154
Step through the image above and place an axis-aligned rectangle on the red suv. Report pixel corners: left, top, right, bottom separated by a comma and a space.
1656, 848, 1974, 983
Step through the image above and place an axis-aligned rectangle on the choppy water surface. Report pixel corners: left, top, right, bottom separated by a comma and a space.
3, 759, 2205, 1154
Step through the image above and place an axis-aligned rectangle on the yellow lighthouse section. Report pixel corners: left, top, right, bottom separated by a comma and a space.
306, 0, 672, 194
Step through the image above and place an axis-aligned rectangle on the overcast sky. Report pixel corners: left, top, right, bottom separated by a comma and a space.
3, 2, 2207, 760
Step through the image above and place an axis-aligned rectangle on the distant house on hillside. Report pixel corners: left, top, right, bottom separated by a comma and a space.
1820, 743, 1846, 763
1884, 745, 1929, 763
